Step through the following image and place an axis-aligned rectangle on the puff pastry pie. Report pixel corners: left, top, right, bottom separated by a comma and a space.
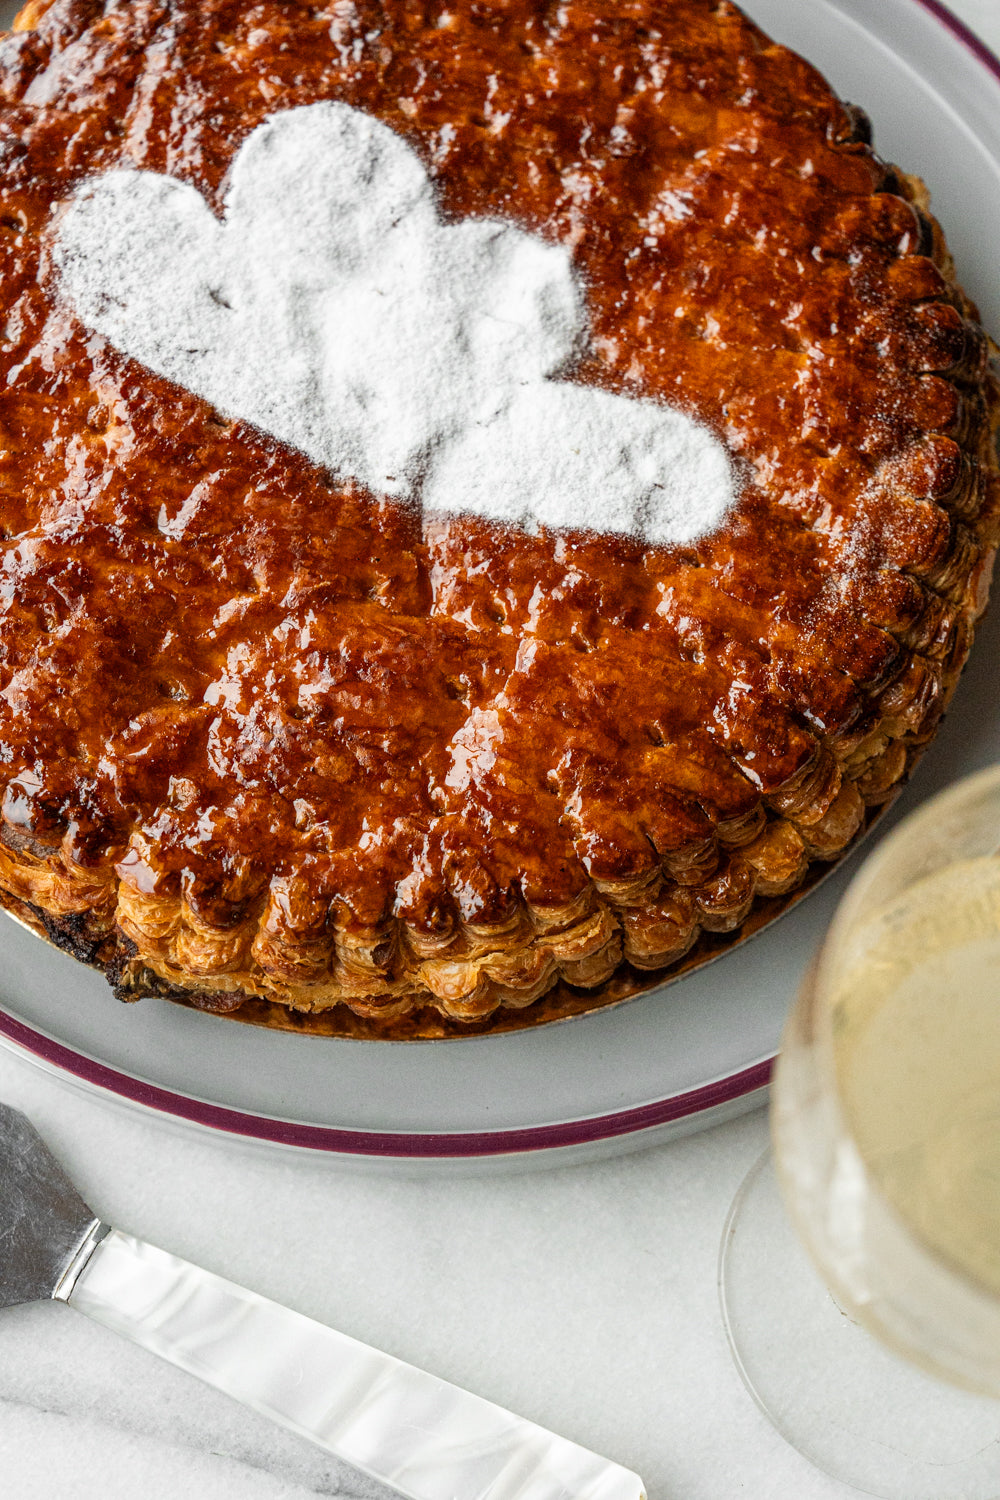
0, 0, 996, 1037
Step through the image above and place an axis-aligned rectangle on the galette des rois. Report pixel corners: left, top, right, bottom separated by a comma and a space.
54, 101, 736, 546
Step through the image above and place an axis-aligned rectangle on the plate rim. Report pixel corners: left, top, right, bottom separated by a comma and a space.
0, 0, 995, 1159
916, 0, 1000, 81
0, 1008, 774, 1155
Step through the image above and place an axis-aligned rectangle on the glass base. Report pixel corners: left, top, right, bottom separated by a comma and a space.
719, 1150, 1000, 1499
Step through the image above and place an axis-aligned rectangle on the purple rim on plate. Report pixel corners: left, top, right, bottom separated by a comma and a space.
915, 0, 1000, 80
0, 0, 996, 1158
0, 1010, 773, 1156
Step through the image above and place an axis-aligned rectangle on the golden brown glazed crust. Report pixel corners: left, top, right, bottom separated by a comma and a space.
0, 0, 997, 1033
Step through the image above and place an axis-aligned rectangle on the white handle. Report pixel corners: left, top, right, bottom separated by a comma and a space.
68, 1229, 645, 1500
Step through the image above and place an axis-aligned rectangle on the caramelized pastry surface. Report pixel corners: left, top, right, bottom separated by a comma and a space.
0, 0, 996, 1030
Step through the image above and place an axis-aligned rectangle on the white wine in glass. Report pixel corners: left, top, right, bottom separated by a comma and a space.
721, 764, 1000, 1499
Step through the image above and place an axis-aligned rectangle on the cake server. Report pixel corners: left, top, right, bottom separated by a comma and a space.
0, 1101, 645, 1500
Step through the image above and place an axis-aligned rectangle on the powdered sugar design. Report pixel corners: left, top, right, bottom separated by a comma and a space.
54, 101, 736, 545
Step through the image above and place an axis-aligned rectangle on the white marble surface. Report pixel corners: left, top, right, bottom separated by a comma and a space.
1, 2, 999, 1498
0, 1056, 812, 1500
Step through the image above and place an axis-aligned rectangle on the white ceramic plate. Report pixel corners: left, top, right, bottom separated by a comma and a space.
1, 0, 999, 1169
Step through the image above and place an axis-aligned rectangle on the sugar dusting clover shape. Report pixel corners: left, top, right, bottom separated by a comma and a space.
54, 100, 736, 545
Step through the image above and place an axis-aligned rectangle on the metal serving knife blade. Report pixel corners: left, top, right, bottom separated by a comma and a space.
0, 1102, 645, 1500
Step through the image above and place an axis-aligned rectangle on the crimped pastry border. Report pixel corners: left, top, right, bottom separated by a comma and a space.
0, 805, 887, 1039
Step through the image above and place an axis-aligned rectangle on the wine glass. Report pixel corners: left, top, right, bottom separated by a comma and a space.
720, 763, 1000, 1498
